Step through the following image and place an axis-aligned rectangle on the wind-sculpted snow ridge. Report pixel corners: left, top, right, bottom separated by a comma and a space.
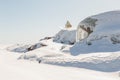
18, 51, 120, 72
7, 43, 47, 53
6, 44, 30, 53
53, 29, 76, 45
72, 11, 120, 55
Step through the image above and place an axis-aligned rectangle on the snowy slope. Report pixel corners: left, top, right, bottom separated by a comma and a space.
78, 11, 120, 35
87, 11, 120, 43
18, 45, 120, 72
0, 47, 119, 80
71, 11, 120, 55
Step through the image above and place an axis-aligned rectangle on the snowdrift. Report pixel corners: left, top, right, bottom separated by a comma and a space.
18, 49, 120, 72
53, 29, 76, 45
71, 11, 120, 55
7, 43, 47, 53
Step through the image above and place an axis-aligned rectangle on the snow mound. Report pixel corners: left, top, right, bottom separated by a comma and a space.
7, 43, 47, 53
6, 44, 30, 53
71, 11, 120, 55
18, 51, 120, 72
53, 29, 76, 45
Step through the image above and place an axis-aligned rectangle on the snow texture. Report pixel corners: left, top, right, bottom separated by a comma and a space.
7, 43, 45, 53
1, 45, 119, 80
72, 11, 120, 55
1, 10, 120, 80
53, 29, 76, 45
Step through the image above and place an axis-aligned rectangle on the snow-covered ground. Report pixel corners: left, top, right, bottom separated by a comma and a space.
0, 45, 119, 80
18, 45, 120, 72
1, 11, 120, 80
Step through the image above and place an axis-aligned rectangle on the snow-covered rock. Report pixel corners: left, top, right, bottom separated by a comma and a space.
7, 43, 47, 53
7, 44, 30, 53
53, 29, 76, 45
71, 11, 120, 55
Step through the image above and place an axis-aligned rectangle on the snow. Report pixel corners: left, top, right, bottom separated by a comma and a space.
6, 44, 31, 53
1, 10, 120, 80
0, 45, 119, 80
73, 11, 120, 55
78, 11, 120, 34
18, 45, 120, 72
88, 11, 120, 40
6, 42, 46, 53
53, 29, 76, 45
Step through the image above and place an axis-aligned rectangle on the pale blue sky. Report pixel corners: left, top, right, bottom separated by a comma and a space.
0, 0, 120, 44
